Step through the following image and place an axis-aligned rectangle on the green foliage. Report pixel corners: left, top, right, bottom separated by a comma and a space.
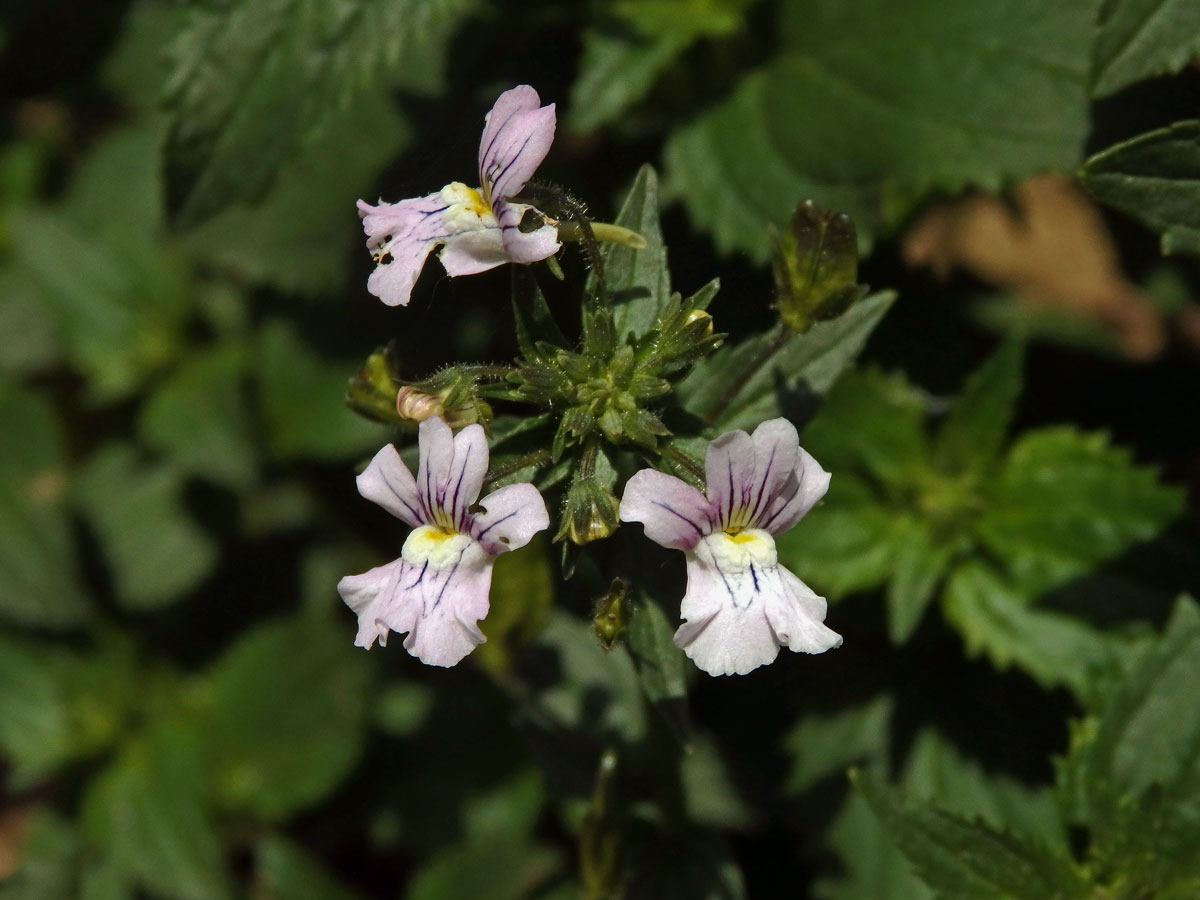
676, 290, 895, 432
1080, 121, 1200, 257
666, 0, 1097, 256
778, 343, 1183, 688
0, 381, 87, 627
162, 0, 475, 225
1091, 0, 1200, 96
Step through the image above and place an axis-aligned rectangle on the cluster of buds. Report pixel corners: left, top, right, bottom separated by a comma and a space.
346, 346, 494, 430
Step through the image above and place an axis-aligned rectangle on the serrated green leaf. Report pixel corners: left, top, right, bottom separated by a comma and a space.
253, 835, 366, 900
1063, 597, 1200, 820
83, 724, 231, 900
0, 381, 88, 627
138, 343, 258, 489
677, 290, 895, 431
800, 366, 928, 488
1092, 0, 1200, 96
196, 615, 370, 821
935, 340, 1024, 474
256, 318, 388, 461
182, 90, 410, 295
601, 165, 672, 342
943, 562, 1121, 702
1080, 121, 1200, 257
784, 695, 893, 794
0, 636, 135, 788
163, 0, 476, 226
975, 427, 1183, 595
887, 519, 953, 643
568, 26, 687, 134
73, 445, 218, 610
853, 768, 1084, 900
666, 0, 1096, 257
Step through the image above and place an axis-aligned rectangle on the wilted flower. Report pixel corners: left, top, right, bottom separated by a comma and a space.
357, 85, 561, 307
338, 417, 549, 667
619, 419, 841, 676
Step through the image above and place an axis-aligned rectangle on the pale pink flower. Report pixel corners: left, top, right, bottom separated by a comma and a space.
357, 85, 560, 307
339, 417, 549, 667
620, 419, 841, 676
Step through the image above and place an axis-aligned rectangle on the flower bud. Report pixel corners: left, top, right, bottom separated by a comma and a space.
556, 476, 621, 545
683, 308, 714, 338
592, 578, 631, 651
771, 200, 866, 333
395, 386, 445, 423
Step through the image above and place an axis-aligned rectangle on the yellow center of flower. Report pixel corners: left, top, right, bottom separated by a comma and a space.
402, 524, 474, 570
701, 528, 777, 573
440, 182, 494, 233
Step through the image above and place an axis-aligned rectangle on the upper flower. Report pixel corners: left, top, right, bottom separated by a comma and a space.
619, 418, 841, 676
338, 416, 550, 666
357, 85, 561, 307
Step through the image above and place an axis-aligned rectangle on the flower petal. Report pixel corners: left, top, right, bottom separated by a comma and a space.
472, 482, 550, 555
358, 194, 448, 307
620, 468, 714, 551
337, 546, 493, 667
438, 227, 511, 276
703, 428, 756, 529
416, 416, 455, 522
743, 418, 801, 527
758, 447, 831, 535
497, 201, 561, 264
446, 424, 489, 529
477, 85, 556, 203
355, 444, 423, 528
763, 566, 842, 654
673, 553, 782, 676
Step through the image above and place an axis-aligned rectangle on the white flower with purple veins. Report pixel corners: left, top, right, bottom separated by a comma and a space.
357, 85, 561, 307
620, 418, 842, 676
338, 417, 549, 667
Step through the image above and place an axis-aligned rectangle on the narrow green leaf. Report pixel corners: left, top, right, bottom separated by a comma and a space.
601, 165, 671, 342
935, 340, 1024, 474
163, 0, 476, 225
852, 769, 1084, 900
511, 269, 568, 363
0, 382, 87, 627
73, 445, 218, 611
195, 615, 371, 821
943, 562, 1121, 701
626, 593, 690, 744
677, 290, 895, 432
1080, 121, 1200, 257
1092, 0, 1200, 96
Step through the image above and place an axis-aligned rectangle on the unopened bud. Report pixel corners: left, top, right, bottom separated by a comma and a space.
683, 308, 714, 338
556, 476, 621, 545
592, 578, 631, 651
771, 200, 866, 333
395, 386, 445, 423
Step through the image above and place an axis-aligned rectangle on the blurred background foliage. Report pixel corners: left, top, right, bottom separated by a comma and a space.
1, 0, 1199, 897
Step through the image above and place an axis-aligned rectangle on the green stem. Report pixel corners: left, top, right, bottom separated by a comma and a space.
485, 447, 552, 486
658, 443, 706, 489
702, 321, 789, 426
